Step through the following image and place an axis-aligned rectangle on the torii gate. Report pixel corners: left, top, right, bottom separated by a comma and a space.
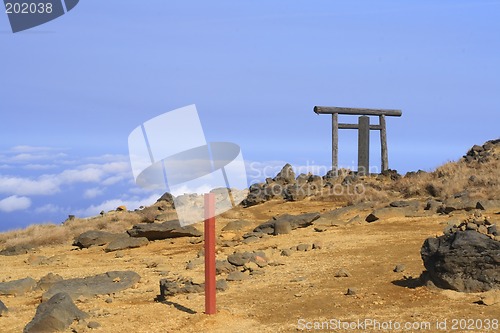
314, 106, 402, 176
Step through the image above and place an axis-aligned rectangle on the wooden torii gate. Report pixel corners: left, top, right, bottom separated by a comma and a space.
314, 106, 402, 176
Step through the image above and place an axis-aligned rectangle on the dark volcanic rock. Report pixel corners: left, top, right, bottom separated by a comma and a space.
274, 220, 292, 235
254, 212, 320, 235
73, 230, 125, 249
104, 236, 149, 252
35, 273, 64, 291
421, 230, 500, 292
0, 244, 34, 256
158, 278, 204, 300
0, 277, 36, 296
127, 220, 202, 240
43, 271, 141, 301
24, 292, 88, 333
476, 200, 500, 211
274, 163, 296, 185
227, 252, 252, 266
0, 300, 7, 316
222, 220, 253, 232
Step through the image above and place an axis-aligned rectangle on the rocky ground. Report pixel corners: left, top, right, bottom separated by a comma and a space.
0, 140, 498, 333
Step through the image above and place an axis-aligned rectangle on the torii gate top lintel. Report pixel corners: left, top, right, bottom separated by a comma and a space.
313, 105, 403, 176
314, 106, 402, 117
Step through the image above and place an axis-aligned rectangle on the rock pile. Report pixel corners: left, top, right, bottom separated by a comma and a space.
242, 164, 331, 207
421, 215, 500, 292
462, 139, 499, 164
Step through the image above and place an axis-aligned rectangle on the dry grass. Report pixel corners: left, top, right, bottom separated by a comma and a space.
0, 211, 146, 250
392, 159, 499, 200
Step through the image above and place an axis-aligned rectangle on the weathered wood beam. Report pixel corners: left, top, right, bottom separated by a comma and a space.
379, 115, 389, 172
338, 123, 382, 130
358, 116, 370, 176
332, 113, 338, 175
314, 106, 402, 117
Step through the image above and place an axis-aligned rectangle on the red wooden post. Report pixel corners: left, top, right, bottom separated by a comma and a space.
204, 193, 216, 315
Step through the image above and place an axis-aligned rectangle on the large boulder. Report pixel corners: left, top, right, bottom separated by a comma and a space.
43, 271, 140, 301
254, 212, 320, 235
0, 244, 34, 256
127, 220, 202, 240
0, 277, 36, 296
24, 292, 88, 333
73, 230, 126, 248
421, 230, 500, 292
104, 236, 149, 252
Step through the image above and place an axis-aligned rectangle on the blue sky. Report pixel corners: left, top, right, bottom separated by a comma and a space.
0, 0, 499, 231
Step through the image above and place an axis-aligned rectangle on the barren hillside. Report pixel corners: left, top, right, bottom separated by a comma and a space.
0, 139, 498, 333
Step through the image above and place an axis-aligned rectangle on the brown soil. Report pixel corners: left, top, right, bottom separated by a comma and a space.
0, 199, 498, 333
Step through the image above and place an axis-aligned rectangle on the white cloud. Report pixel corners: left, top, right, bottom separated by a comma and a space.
0, 195, 32, 212
74, 193, 161, 217
35, 203, 64, 214
58, 167, 105, 183
0, 175, 61, 196
23, 164, 58, 170
8, 152, 68, 163
83, 187, 104, 199
10, 145, 58, 153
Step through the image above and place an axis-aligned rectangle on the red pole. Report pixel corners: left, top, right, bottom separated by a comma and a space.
204, 193, 216, 315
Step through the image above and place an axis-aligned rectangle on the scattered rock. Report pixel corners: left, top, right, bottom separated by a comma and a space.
227, 271, 249, 281
313, 203, 371, 226
25, 255, 48, 266
439, 198, 477, 214
346, 287, 358, 296
281, 249, 293, 257
296, 244, 311, 252
158, 277, 204, 300
222, 220, 253, 232
216, 279, 229, 291
0, 244, 34, 256
24, 292, 88, 333
186, 258, 204, 270
421, 230, 500, 292
365, 206, 417, 223
87, 321, 101, 329
127, 220, 202, 240
314, 226, 328, 232
0, 277, 36, 296
334, 269, 351, 278
390, 200, 420, 208
479, 290, 500, 306
104, 236, 149, 252
0, 300, 7, 316
312, 241, 323, 250
394, 264, 406, 273
116, 205, 127, 211
476, 200, 500, 211
43, 271, 141, 301
35, 273, 64, 291
227, 252, 252, 266
73, 230, 125, 249
242, 236, 260, 244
